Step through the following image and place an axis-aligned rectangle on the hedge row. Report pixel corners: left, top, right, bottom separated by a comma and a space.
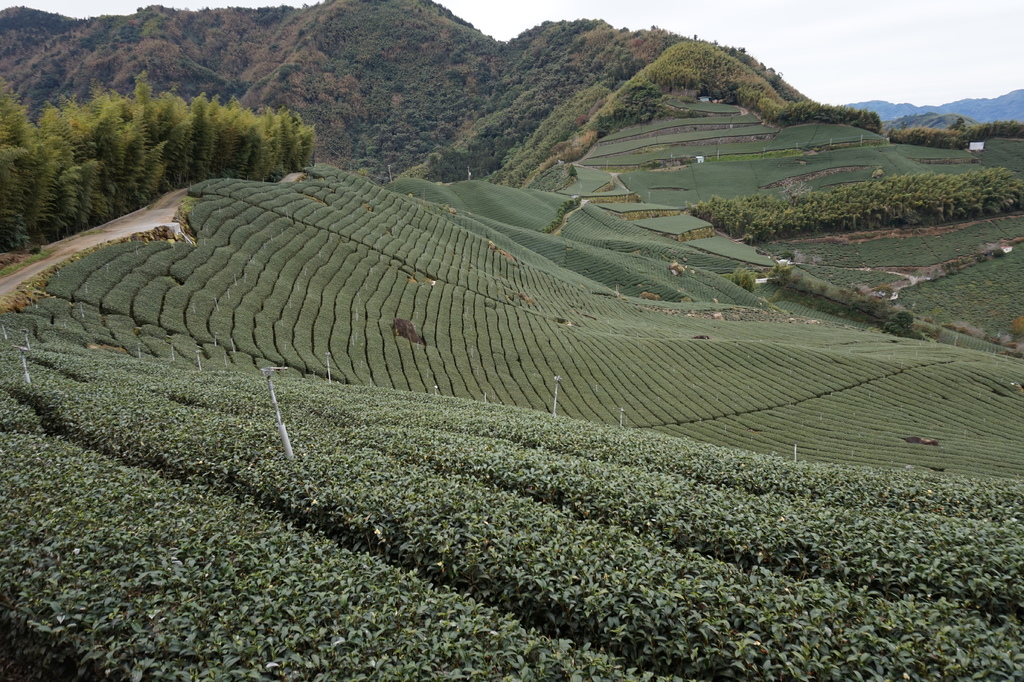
4, 349, 1023, 679
0, 432, 648, 681
99, 360, 1024, 619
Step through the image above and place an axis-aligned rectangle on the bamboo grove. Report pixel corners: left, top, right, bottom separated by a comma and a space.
0, 76, 314, 250
691, 168, 1024, 242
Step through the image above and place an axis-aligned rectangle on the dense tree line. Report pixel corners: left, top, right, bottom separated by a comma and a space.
691, 168, 1024, 242
0, 76, 313, 250
888, 121, 1024, 149
763, 101, 881, 133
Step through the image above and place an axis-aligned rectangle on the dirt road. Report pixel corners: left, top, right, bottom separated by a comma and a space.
0, 172, 306, 299
0, 189, 187, 299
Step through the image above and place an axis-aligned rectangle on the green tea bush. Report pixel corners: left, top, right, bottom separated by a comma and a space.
0, 433, 637, 681
3, 349, 1023, 679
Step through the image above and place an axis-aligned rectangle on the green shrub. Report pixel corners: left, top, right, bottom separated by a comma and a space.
724, 267, 757, 291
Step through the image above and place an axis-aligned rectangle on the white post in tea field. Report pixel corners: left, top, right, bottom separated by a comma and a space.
619, 407, 625, 428
195, 349, 203, 372
21, 329, 30, 351
16, 346, 30, 384
552, 375, 561, 417
325, 352, 332, 383
262, 367, 295, 460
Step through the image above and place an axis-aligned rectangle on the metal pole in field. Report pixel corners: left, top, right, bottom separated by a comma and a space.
794, 443, 798, 462
1, 322, 6, 340
619, 407, 624, 427
434, 384, 439, 396
195, 349, 203, 372
262, 367, 294, 460
21, 329, 30, 351
137, 343, 142, 359
16, 346, 30, 384
325, 352, 332, 383
552, 375, 561, 417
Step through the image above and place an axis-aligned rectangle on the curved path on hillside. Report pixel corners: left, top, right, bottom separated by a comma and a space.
0, 174, 307, 299
0, 189, 187, 298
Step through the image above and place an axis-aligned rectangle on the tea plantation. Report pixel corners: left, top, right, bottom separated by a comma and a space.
761, 215, 1024, 341
3, 346, 1024, 679
8, 166, 1024, 474
2, 166, 1024, 678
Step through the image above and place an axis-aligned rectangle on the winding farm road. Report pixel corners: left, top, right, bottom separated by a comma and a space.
0, 173, 307, 299
0, 189, 187, 298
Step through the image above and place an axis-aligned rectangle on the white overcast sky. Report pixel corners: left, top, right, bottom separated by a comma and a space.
8, 0, 1021, 105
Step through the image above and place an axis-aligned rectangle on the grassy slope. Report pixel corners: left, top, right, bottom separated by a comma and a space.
7, 166, 1023, 477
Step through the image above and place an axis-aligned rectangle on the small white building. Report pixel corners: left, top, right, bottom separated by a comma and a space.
969, 141, 985, 151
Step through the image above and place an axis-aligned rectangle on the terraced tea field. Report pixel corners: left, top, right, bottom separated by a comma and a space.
584, 117, 895, 169
765, 225, 1016, 272
618, 144, 991, 204
765, 124, 885, 151
4, 164, 1024, 678
981, 138, 1024, 177
665, 99, 743, 115
684, 236, 776, 266
897, 246, 1024, 338
6, 166, 1023, 477
757, 214, 1024, 348
584, 125, 778, 167
4, 346, 1024, 678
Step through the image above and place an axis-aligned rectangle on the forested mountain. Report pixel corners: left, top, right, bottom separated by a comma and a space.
0, 0, 799, 182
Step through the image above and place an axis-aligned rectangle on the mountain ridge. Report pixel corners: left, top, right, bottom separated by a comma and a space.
0, 1, 810, 183
0, 2, 684, 179
848, 89, 1024, 123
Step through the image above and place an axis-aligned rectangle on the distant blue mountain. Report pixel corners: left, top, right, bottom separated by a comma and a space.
847, 90, 1024, 123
